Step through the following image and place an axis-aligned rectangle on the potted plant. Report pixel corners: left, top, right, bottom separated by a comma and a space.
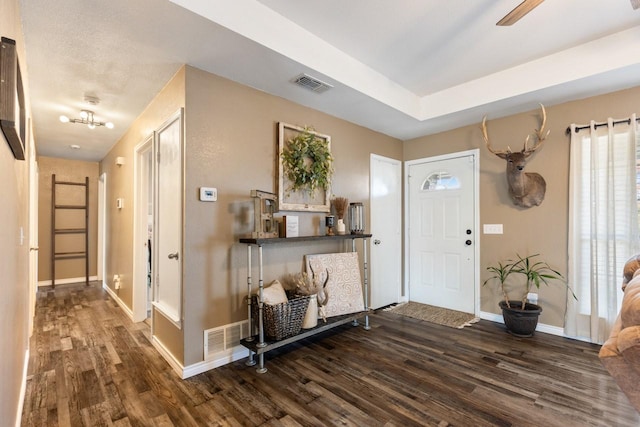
483, 254, 576, 337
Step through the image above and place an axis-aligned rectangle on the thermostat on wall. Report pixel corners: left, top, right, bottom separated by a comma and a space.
200, 187, 217, 202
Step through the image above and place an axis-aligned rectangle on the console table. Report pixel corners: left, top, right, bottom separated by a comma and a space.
239, 234, 372, 373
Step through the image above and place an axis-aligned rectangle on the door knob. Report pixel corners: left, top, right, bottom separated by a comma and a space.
168, 252, 179, 260
465, 240, 472, 246
374, 239, 381, 245
466, 229, 472, 235
30, 247, 39, 251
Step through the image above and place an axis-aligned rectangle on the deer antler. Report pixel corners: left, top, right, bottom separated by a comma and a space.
523, 104, 550, 155
482, 116, 512, 157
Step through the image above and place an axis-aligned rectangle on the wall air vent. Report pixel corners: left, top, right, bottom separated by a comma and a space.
292, 73, 333, 94
203, 320, 250, 360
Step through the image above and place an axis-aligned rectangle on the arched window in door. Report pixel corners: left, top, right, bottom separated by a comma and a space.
421, 171, 460, 191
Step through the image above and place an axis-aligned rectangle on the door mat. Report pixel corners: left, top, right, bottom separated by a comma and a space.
384, 301, 480, 329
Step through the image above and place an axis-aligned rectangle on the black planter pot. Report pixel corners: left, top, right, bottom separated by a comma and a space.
499, 300, 542, 337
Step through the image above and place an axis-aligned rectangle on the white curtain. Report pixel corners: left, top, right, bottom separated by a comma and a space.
567, 115, 639, 343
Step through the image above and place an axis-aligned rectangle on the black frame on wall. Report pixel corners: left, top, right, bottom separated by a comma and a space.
0, 36, 26, 160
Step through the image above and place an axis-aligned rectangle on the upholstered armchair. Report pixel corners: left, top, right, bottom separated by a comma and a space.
599, 254, 640, 412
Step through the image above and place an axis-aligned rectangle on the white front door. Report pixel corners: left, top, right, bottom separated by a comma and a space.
153, 110, 183, 326
407, 151, 478, 314
370, 154, 402, 309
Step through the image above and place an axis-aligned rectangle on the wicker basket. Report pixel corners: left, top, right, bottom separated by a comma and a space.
251, 294, 310, 340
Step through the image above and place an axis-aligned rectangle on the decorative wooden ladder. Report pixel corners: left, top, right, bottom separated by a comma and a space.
51, 174, 89, 288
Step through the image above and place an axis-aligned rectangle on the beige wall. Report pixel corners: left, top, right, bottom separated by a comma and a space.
182, 66, 402, 365
37, 157, 99, 282
103, 64, 402, 367
404, 85, 640, 327
0, 0, 35, 424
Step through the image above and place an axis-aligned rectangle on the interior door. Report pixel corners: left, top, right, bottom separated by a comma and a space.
407, 152, 477, 313
153, 110, 183, 326
133, 136, 153, 322
370, 154, 402, 309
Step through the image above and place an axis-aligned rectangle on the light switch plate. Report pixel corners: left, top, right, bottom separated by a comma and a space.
483, 224, 503, 234
200, 187, 217, 202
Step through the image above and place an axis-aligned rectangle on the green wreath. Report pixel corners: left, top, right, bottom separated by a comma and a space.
281, 126, 333, 196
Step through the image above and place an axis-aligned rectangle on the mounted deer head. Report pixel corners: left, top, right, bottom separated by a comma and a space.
482, 104, 550, 208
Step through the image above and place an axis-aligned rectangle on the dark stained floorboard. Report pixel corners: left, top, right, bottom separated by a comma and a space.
21, 282, 640, 426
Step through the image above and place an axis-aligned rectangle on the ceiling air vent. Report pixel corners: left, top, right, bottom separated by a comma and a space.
292, 73, 333, 94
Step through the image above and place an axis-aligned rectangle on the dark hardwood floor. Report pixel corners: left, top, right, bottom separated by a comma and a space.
22, 282, 639, 426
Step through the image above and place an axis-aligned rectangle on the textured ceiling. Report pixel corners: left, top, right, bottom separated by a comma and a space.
18, 0, 640, 161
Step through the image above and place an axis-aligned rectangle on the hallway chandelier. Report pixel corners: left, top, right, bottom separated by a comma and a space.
59, 110, 114, 129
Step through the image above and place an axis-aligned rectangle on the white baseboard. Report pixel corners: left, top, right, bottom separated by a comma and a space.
151, 335, 184, 377
183, 347, 249, 379
38, 276, 98, 287
480, 310, 566, 337
533, 322, 565, 336
102, 283, 135, 322
103, 286, 245, 379
151, 334, 248, 379
16, 348, 29, 427
479, 311, 504, 324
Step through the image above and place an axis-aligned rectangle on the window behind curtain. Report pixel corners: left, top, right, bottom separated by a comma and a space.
567, 116, 640, 343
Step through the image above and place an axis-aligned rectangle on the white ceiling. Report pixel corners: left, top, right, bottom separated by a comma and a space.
18, 0, 640, 161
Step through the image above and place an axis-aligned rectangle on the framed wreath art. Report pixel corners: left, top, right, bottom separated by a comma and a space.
278, 122, 333, 212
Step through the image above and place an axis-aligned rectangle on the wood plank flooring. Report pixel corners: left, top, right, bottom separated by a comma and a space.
22, 282, 639, 426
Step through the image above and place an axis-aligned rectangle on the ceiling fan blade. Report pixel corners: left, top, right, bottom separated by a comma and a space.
631, 0, 640, 10
497, 0, 545, 26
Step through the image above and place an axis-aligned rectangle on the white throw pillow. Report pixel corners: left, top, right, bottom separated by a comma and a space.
260, 280, 288, 305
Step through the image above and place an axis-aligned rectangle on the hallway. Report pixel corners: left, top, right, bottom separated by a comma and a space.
22, 282, 164, 425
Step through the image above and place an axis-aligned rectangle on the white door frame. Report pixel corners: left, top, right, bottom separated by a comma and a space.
133, 135, 154, 323
97, 173, 106, 285
370, 153, 402, 308
28, 126, 38, 337
404, 149, 480, 315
